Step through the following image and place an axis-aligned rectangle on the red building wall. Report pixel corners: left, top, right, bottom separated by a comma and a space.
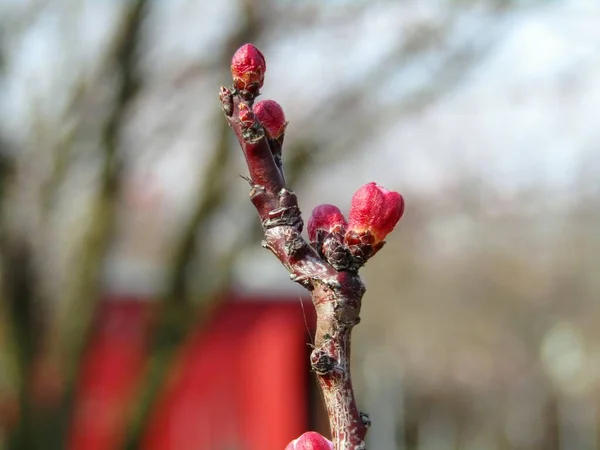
69, 296, 315, 450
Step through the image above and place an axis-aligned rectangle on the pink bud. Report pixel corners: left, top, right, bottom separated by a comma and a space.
231, 43, 266, 93
346, 182, 404, 244
254, 100, 287, 139
307, 204, 347, 243
285, 432, 334, 450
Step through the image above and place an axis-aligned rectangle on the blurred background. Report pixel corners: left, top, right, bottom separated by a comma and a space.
1, 0, 600, 449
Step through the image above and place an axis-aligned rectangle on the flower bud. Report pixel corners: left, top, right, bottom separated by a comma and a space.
285, 432, 334, 450
254, 99, 287, 140
346, 182, 404, 244
307, 204, 347, 243
231, 43, 266, 93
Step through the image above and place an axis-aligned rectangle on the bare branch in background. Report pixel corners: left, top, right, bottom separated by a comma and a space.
38, 3, 150, 446
123, 4, 267, 446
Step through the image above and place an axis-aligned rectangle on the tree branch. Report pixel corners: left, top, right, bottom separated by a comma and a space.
221, 77, 369, 449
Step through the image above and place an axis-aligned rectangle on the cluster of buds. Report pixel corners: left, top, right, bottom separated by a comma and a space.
285, 432, 334, 450
228, 44, 405, 269
225, 43, 404, 449
228, 44, 288, 170
308, 182, 404, 270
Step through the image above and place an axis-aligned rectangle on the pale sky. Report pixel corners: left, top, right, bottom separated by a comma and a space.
1, 0, 599, 293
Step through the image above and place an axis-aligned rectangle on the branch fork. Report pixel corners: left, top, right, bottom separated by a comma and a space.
220, 43, 404, 450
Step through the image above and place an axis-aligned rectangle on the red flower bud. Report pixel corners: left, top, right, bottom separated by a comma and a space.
285, 432, 334, 450
307, 204, 347, 243
231, 43, 266, 93
346, 182, 404, 244
254, 99, 287, 139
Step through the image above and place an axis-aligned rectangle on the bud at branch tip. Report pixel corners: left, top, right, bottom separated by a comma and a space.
346, 182, 404, 244
231, 43, 267, 94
